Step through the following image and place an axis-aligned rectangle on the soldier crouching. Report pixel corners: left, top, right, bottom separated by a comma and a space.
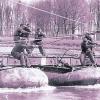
11, 24, 31, 67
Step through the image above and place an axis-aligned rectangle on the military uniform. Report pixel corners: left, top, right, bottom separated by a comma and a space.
80, 37, 95, 66
11, 24, 31, 66
34, 28, 46, 56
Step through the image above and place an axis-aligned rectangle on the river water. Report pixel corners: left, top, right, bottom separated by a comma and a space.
0, 85, 100, 100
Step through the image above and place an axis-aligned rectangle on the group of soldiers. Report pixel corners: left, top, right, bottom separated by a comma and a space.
11, 23, 97, 68
11, 24, 46, 67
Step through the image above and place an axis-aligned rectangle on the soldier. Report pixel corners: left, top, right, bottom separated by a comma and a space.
80, 34, 96, 67
34, 28, 46, 56
11, 24, 31, 67
13, 24, 30, 42
84, 33, 94, 51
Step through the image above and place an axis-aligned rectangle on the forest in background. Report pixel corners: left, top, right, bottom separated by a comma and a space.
0, 0, 100, 38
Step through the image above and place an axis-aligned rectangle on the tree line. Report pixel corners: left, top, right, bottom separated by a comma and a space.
0, 0, 99, 38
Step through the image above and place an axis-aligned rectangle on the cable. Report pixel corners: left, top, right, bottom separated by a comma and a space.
6, 0, 96, 44
10, 0, 85, 25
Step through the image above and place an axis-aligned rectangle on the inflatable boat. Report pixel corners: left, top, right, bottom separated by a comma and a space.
0, 65, 100, 86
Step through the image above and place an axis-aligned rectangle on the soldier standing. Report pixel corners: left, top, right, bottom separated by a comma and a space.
80, 33, 96, 67
34, 28, 46, 56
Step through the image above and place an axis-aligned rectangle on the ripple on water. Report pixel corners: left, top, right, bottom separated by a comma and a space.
0, 86, 56, 93
71, 84, 100, 90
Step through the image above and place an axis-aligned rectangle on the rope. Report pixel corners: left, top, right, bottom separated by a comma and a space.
10, 0, 86, 26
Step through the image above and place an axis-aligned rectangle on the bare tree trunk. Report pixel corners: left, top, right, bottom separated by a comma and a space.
97, 0, 100, 31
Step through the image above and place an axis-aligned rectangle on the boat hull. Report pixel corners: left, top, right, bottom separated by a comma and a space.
0, 67, 48, 88
45, 67, 100, 86
0, 65, 99, 86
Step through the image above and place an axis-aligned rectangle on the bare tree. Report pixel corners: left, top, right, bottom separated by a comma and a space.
0, 0, 95, 37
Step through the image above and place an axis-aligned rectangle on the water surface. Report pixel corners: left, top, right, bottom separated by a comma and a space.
0, 85, 100, 100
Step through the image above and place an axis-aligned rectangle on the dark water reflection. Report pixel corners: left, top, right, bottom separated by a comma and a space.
0, 86, 100, 100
